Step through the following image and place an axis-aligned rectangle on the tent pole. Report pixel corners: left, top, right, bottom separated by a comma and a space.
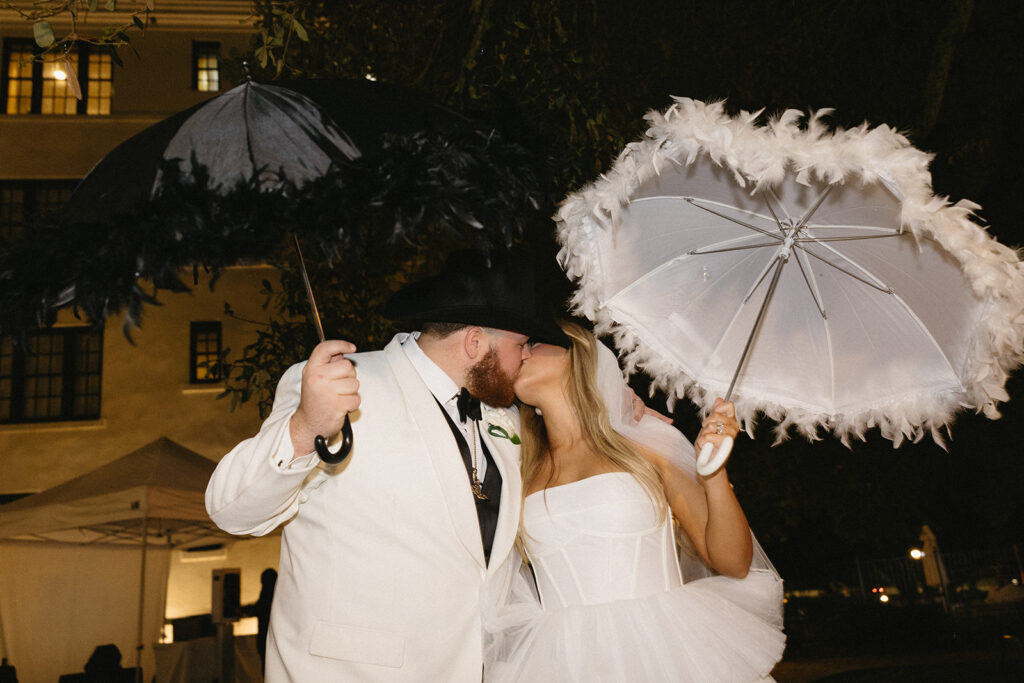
136, 516, 148, 683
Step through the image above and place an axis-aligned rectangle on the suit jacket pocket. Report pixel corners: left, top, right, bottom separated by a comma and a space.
309, 621, 406, 668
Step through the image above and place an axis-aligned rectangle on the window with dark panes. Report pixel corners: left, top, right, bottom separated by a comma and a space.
1, 38, 112, 115
0, 327, 103, 424
190, 321, 223, 383
0, 180, 77, 242
192, 42, 220, 92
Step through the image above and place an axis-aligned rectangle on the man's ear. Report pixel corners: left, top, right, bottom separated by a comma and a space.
462, 326, 486, 361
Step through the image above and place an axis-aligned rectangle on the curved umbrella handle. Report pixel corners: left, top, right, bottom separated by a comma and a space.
697, 436, 733, 477
314, 414, 354, 464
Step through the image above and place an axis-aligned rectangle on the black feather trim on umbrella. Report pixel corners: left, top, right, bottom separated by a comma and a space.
1, 125, 548, 340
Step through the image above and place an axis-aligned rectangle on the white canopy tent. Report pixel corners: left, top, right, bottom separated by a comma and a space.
0, 437, 231, 683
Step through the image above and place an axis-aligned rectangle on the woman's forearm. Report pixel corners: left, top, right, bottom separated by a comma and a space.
701, 470, 754, 577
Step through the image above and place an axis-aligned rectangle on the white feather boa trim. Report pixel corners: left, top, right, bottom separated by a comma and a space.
556, 98, 1024, 448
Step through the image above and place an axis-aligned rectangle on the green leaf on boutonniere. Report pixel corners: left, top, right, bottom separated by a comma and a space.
487, 424, 521, 444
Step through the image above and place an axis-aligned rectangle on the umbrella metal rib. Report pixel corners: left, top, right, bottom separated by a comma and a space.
795, 226, 963, 403
724, 256, 787, 400
790, 184, 833, 230
687, 186, 842, 402
690, 241, 784, 255
686, 184, 963, 409
795, 232, 904, 243
792, 245, 828, 319
683, 197, 783, 241
796, 241, 895, 294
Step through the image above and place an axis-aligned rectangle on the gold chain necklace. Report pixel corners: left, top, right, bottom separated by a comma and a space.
470, 421, 488, 500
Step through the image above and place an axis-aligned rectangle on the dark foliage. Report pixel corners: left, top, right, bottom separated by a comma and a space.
0, 124, 546, 343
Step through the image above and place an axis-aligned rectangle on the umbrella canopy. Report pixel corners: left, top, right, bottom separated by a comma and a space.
557, 98, 1024, 450
64, 80, 360, 225
0, 78, 544, 338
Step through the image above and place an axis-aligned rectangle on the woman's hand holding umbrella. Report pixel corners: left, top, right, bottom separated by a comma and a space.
695, 399, 739, 477
290, 340, 360, 461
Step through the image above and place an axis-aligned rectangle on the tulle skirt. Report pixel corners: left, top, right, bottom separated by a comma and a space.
485, 574, 786, 682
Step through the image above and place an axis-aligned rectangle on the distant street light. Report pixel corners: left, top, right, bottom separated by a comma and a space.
910, 548, 925, 560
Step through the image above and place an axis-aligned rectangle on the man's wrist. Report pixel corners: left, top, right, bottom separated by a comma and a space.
288, 413, 316, 460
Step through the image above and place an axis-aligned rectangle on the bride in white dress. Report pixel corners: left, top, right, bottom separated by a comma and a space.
483, 322, 786, 682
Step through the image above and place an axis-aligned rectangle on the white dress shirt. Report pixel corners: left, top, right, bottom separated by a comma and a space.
401, 333, 488, 479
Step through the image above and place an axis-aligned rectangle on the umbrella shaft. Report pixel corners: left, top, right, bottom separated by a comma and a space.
725, 256, 786, 400
291, 233, 326, 343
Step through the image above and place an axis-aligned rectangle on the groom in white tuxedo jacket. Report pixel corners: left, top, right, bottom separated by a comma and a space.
206, 251, 568, 682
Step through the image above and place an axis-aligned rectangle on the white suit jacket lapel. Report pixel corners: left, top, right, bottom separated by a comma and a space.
481, 414, 521, 575
383, 338, 486, 569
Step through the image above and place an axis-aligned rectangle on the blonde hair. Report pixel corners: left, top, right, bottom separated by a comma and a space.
519, 322, 667, 532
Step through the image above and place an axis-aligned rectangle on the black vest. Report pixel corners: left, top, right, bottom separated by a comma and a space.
435, 401, 503, 565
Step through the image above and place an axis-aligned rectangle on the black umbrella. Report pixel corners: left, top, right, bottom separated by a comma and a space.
2, 77, 546, 462
63, 80, 361, 224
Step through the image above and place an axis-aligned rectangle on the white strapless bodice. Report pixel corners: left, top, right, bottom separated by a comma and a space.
524, 472, 681, 608
486, 471, 786, 682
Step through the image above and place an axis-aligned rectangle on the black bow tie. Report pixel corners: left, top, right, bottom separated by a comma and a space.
456, 387, 482, 423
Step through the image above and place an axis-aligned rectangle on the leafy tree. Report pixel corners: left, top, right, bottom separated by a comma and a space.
216, 221, 460, 419
3, 0, 152, 97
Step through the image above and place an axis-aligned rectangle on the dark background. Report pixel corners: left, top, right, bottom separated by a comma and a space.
246, 0, 1024, 586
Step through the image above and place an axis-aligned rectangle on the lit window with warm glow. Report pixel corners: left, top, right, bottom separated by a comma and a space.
41, 55, 78, 114
1, 39, 113, 115
86, 50, 113, 115
4, 41, 35, 114
192, 42, 220, 92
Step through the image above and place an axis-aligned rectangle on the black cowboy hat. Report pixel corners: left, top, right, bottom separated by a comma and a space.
384, 249, 570, 346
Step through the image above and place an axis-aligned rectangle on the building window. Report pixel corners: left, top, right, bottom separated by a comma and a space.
1, 39, 113, 115
4, 39, 34, 114
192, 42, 220, 92
0, 327, 103, 424
0, 180, 77, 242
85, 49, 113, 115
190, 321, 222, 383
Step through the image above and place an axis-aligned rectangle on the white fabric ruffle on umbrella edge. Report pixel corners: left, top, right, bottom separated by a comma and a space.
556, 98, 1024, 447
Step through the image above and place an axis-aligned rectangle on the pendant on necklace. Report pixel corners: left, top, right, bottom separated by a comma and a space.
471, 470, 488, 500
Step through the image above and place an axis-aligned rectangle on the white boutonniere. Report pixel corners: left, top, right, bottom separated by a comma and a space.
482, 407, 521, 445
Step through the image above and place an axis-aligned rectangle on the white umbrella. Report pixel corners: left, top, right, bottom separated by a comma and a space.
557, 98, 1024, 474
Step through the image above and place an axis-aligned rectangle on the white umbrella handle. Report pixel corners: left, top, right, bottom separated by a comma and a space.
697, 436, 733, 476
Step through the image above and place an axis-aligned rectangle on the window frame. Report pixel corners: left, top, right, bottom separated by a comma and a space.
191, 41, 221, 92
0, 327, 103, 424
1, 38, 112, 116
189, 321, 223, 384
0, 179, 78, 243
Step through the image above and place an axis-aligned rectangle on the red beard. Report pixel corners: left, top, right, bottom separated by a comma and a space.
466, 346, 516, 408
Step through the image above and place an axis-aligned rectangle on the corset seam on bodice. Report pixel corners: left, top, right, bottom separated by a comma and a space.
523, 472, 684, 609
